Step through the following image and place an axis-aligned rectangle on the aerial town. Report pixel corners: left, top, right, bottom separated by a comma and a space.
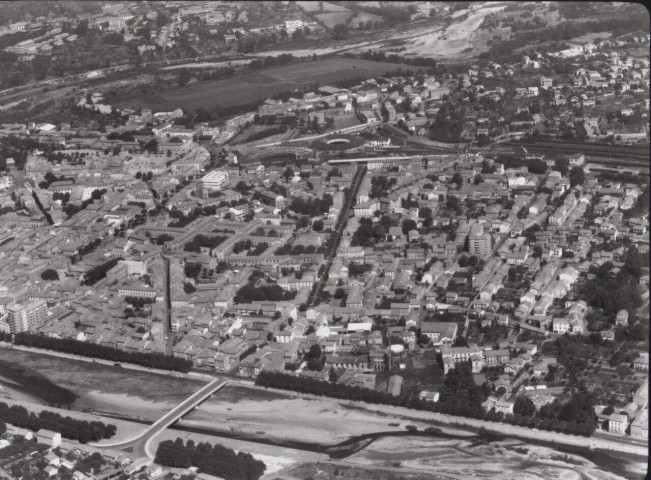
0, 1, 648, 480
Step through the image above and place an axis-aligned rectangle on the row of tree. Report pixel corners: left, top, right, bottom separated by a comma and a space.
155, 438, 266, 480
0, 403, 116, 444
13, 333, 193, 372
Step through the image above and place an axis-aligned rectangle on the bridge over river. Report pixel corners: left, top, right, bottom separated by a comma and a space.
89, 378, 229, 458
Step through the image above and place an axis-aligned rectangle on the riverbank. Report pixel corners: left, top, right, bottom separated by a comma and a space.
243, 383, 648, 457
0, 342, 216, 382
0, 348, 207, 421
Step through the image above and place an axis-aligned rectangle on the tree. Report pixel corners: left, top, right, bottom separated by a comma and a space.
332, 23, 349, 40
41, 269, 59, 281
313, 219, 324, 231
513, 396, 536, 417
178, 69, 192, 86
451, 172, 463, 187
297, 216, 310, 228
569, 166, 585, 187
334, 287, 346, 299
76, 19, 88, 35
402, 219, 417, 234
453, 336, 469, 347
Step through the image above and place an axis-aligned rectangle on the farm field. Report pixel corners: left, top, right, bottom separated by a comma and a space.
114, 58, 416, 112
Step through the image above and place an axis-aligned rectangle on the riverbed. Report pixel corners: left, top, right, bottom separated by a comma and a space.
0, 349, 646, 479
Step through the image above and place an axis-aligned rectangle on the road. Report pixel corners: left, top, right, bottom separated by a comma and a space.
307, 165, 367, 307
89, 378, 229, 458
161, 253, 174, 356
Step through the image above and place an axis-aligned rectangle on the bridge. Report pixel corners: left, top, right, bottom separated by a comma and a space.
89, 378, 229, 458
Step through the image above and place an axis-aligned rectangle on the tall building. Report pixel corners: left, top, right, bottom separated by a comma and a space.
7, 300, 47, 333
469, 223, 492, 258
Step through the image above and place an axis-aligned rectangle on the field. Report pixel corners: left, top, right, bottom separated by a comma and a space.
114, 58, 416, 112
569, 31, 613, 44
297, 1, 349, 13
315, 11, 353, 28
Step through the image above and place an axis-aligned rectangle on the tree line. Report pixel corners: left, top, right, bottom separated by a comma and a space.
0, 402, 116, 444
13, 333, 193, 372
155, 438, 266, 480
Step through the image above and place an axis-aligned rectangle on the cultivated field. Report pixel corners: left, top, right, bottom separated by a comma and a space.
115, 58, 416, 112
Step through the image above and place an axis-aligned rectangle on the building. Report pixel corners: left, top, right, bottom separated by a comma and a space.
630, 408, 648, 439
552, 317, 571, 334
608, 413, 628, 435
469, 223, 492, 258
440, 345, 483, 374
540, 77, 553, 88
634, 352, 649, 372
6, 300, 47, 333
484, 349, 510, 366
420, 321, 457, 345
201, 170, 229, 191
36, 430, 62, 448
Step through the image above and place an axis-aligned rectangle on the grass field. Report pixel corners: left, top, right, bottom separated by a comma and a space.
316, 11, 353, 28
115, 58, 416, 112
568, 31, 612, 44
297, 1, 349, 13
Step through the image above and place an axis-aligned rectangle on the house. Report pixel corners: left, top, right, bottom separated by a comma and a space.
36, 430, 62, 448
615, 309, 629, 327
608, 413, 628, 435
440, 345, 483, 374
44, 466, 58, 478
420, 321, 457, 345
484, 349, 509, 366
634, 352, 649, 372
631, 409, 648, 439
419, 390, 439, 402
